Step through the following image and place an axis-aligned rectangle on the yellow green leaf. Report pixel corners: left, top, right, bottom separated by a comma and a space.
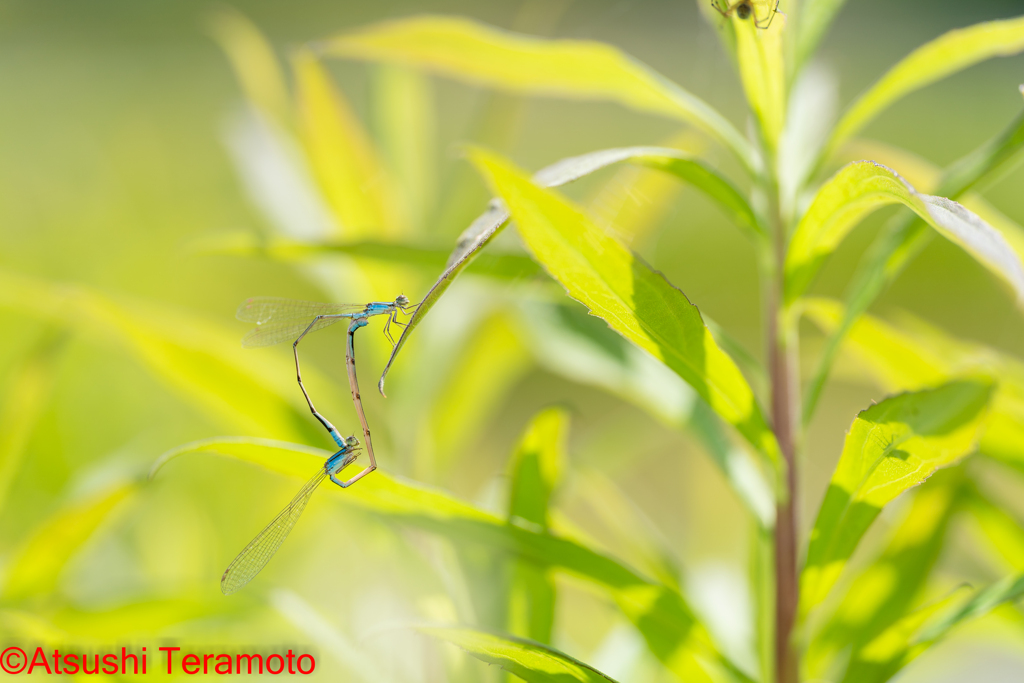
508, 408, 568, 529
293, 49, 401, 238
207, 7, 291, 128
379, 145, 761, 396
965, 488, 1024, 573
506, 408, 569, 643
421, 627, 619, 683
0, 331, 67, 515
733, 10, 786, 151
467, 147, 782, 478
3, 484, 135, 601
830, 15, 1024, 153
805, 472, 963, 680
424, 312, 532, 471
800, 380, 994, 615
0, 269, 317, 441
785, 161, 1024, 305
318, 16, 754, 170
840, 587, 970, 683
372, 65, 436, 232
795, 0, 849, 71
154, 438, 751, 683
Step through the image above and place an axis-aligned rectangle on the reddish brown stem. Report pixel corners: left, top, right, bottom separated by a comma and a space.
770, 205, 800, 683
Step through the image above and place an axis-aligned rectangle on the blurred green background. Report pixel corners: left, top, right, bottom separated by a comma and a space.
0, 0, 1022, 680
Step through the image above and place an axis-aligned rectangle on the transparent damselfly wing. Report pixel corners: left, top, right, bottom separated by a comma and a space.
220, 467, 328, 595
236, 298, 367, 348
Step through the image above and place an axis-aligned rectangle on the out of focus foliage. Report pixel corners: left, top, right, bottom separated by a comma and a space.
2, 1, 1024, 682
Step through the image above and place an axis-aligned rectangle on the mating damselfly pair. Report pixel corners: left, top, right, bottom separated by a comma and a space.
220, 295, 416, 595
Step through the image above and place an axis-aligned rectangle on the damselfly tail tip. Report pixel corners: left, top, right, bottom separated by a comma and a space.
378, 376, 388, 398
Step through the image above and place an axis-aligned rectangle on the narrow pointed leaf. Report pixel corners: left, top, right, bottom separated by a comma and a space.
829, 15, 1024, 153
3, 484, 135, 601
838, 588, 971, 683
379, 146, 760, 395
318, 16, 754, 169
805, 472, 963, 680
468, 147, 782, 476
427, 313, 532, 466
733, 11, 786, 151
154, 438, 752, 683
965, 488, 1024, 573
420, 627, 619, 683
191, 233, 542, 280
373, 65, 436, 232
505, 409, 568, 643
293, 49, 400, 237
523, 302, 773, 527
803, 106, 1024, 423
0, 331, 67, 515
795, 0, 850, 71
842, 574, 1024, 683
0, 269, 316, 441
800, 380, 994, 615
207, 7, 292, 128
508, 408, 568, 529
785, 161, 1024, 305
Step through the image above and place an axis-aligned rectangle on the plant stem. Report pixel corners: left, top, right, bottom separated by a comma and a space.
769, 187, 800, 683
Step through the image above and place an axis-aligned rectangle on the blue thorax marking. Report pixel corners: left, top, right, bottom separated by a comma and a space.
325, 445, 357, 475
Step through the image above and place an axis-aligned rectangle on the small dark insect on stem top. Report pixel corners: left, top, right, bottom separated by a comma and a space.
711, 0, 781, 29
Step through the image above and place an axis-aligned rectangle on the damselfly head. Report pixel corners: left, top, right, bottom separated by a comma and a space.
395, 294, 411, 308
343, 435, 360, 449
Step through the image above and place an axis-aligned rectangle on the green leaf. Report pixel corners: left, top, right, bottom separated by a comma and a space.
3, 484, 135, 601
207, 7, 292, 129
784, 161, 1024, 305
794, 0, 849, 72
562, 470, 682, 590
425, 313, 532, 470
829, 15, 1024, 154
0, 331, 67, 516
420, 626, 619, 683
506, 408, 568, 643
803, 107, 1024, 423
733, 10, 786, 151
801, 298, 948, 393
802, 298, 1024, 477
0, 269, 318, 442
379, 145, 760, 396
843, 573, 1024, 683
838, 587, 971, 683
190, 232, 543, 281
467, 147, 782, 479
965, 487, 1024, 573
155, 438, 752, 683
317, 16, 754, 170
800, 380, 994, 615
805, 471, 963, 681
508, 408, 568, 529
292, 49, 401, 238
372, 65, 436, 233
523, 302, 774, 528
